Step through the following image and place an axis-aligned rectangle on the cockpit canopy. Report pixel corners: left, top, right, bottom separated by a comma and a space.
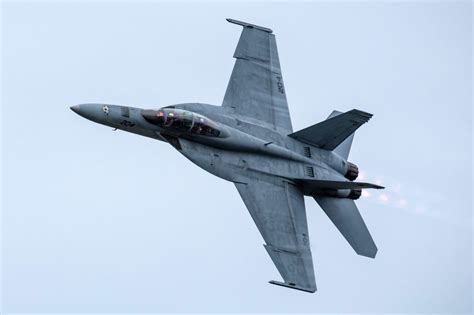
142, 108, 223, 137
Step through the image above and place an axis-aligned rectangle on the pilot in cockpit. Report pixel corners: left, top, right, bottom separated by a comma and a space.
142, 108, 222, 137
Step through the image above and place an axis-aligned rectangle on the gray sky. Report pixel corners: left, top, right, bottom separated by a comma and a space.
1, 1, 472, 313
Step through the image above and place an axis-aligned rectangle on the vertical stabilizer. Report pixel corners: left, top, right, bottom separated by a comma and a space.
288, 109, 371, 158
327, 110, 354, 160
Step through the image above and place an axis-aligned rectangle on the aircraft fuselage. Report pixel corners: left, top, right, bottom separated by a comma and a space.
71, 102, 357, 198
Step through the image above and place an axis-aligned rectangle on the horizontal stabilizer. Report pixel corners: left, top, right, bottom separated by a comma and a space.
288, 109, 372, 150
297, 179, 384, 191
314, 197, 377, 258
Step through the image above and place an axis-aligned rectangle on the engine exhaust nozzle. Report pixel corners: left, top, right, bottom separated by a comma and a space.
345, 162, 359, 181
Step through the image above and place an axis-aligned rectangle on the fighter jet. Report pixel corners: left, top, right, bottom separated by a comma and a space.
71, 18, 383, 293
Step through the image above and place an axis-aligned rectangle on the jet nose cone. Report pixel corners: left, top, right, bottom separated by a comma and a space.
70, 104, 81, 114
70, 103, 105, 123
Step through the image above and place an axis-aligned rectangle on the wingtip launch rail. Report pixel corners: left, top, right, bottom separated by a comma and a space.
226, 18, 273, 33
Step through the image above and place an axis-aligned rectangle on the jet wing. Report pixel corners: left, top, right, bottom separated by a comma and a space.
223, 18, 293, 133
235, 177, 316, 293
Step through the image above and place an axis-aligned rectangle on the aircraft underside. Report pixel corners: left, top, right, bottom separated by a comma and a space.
71, 18, 383, 293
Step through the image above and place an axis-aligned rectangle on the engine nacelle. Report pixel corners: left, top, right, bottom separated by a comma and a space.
348, 189, 362, 200
345, 162, 359, 181
324, 188, 362, 200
